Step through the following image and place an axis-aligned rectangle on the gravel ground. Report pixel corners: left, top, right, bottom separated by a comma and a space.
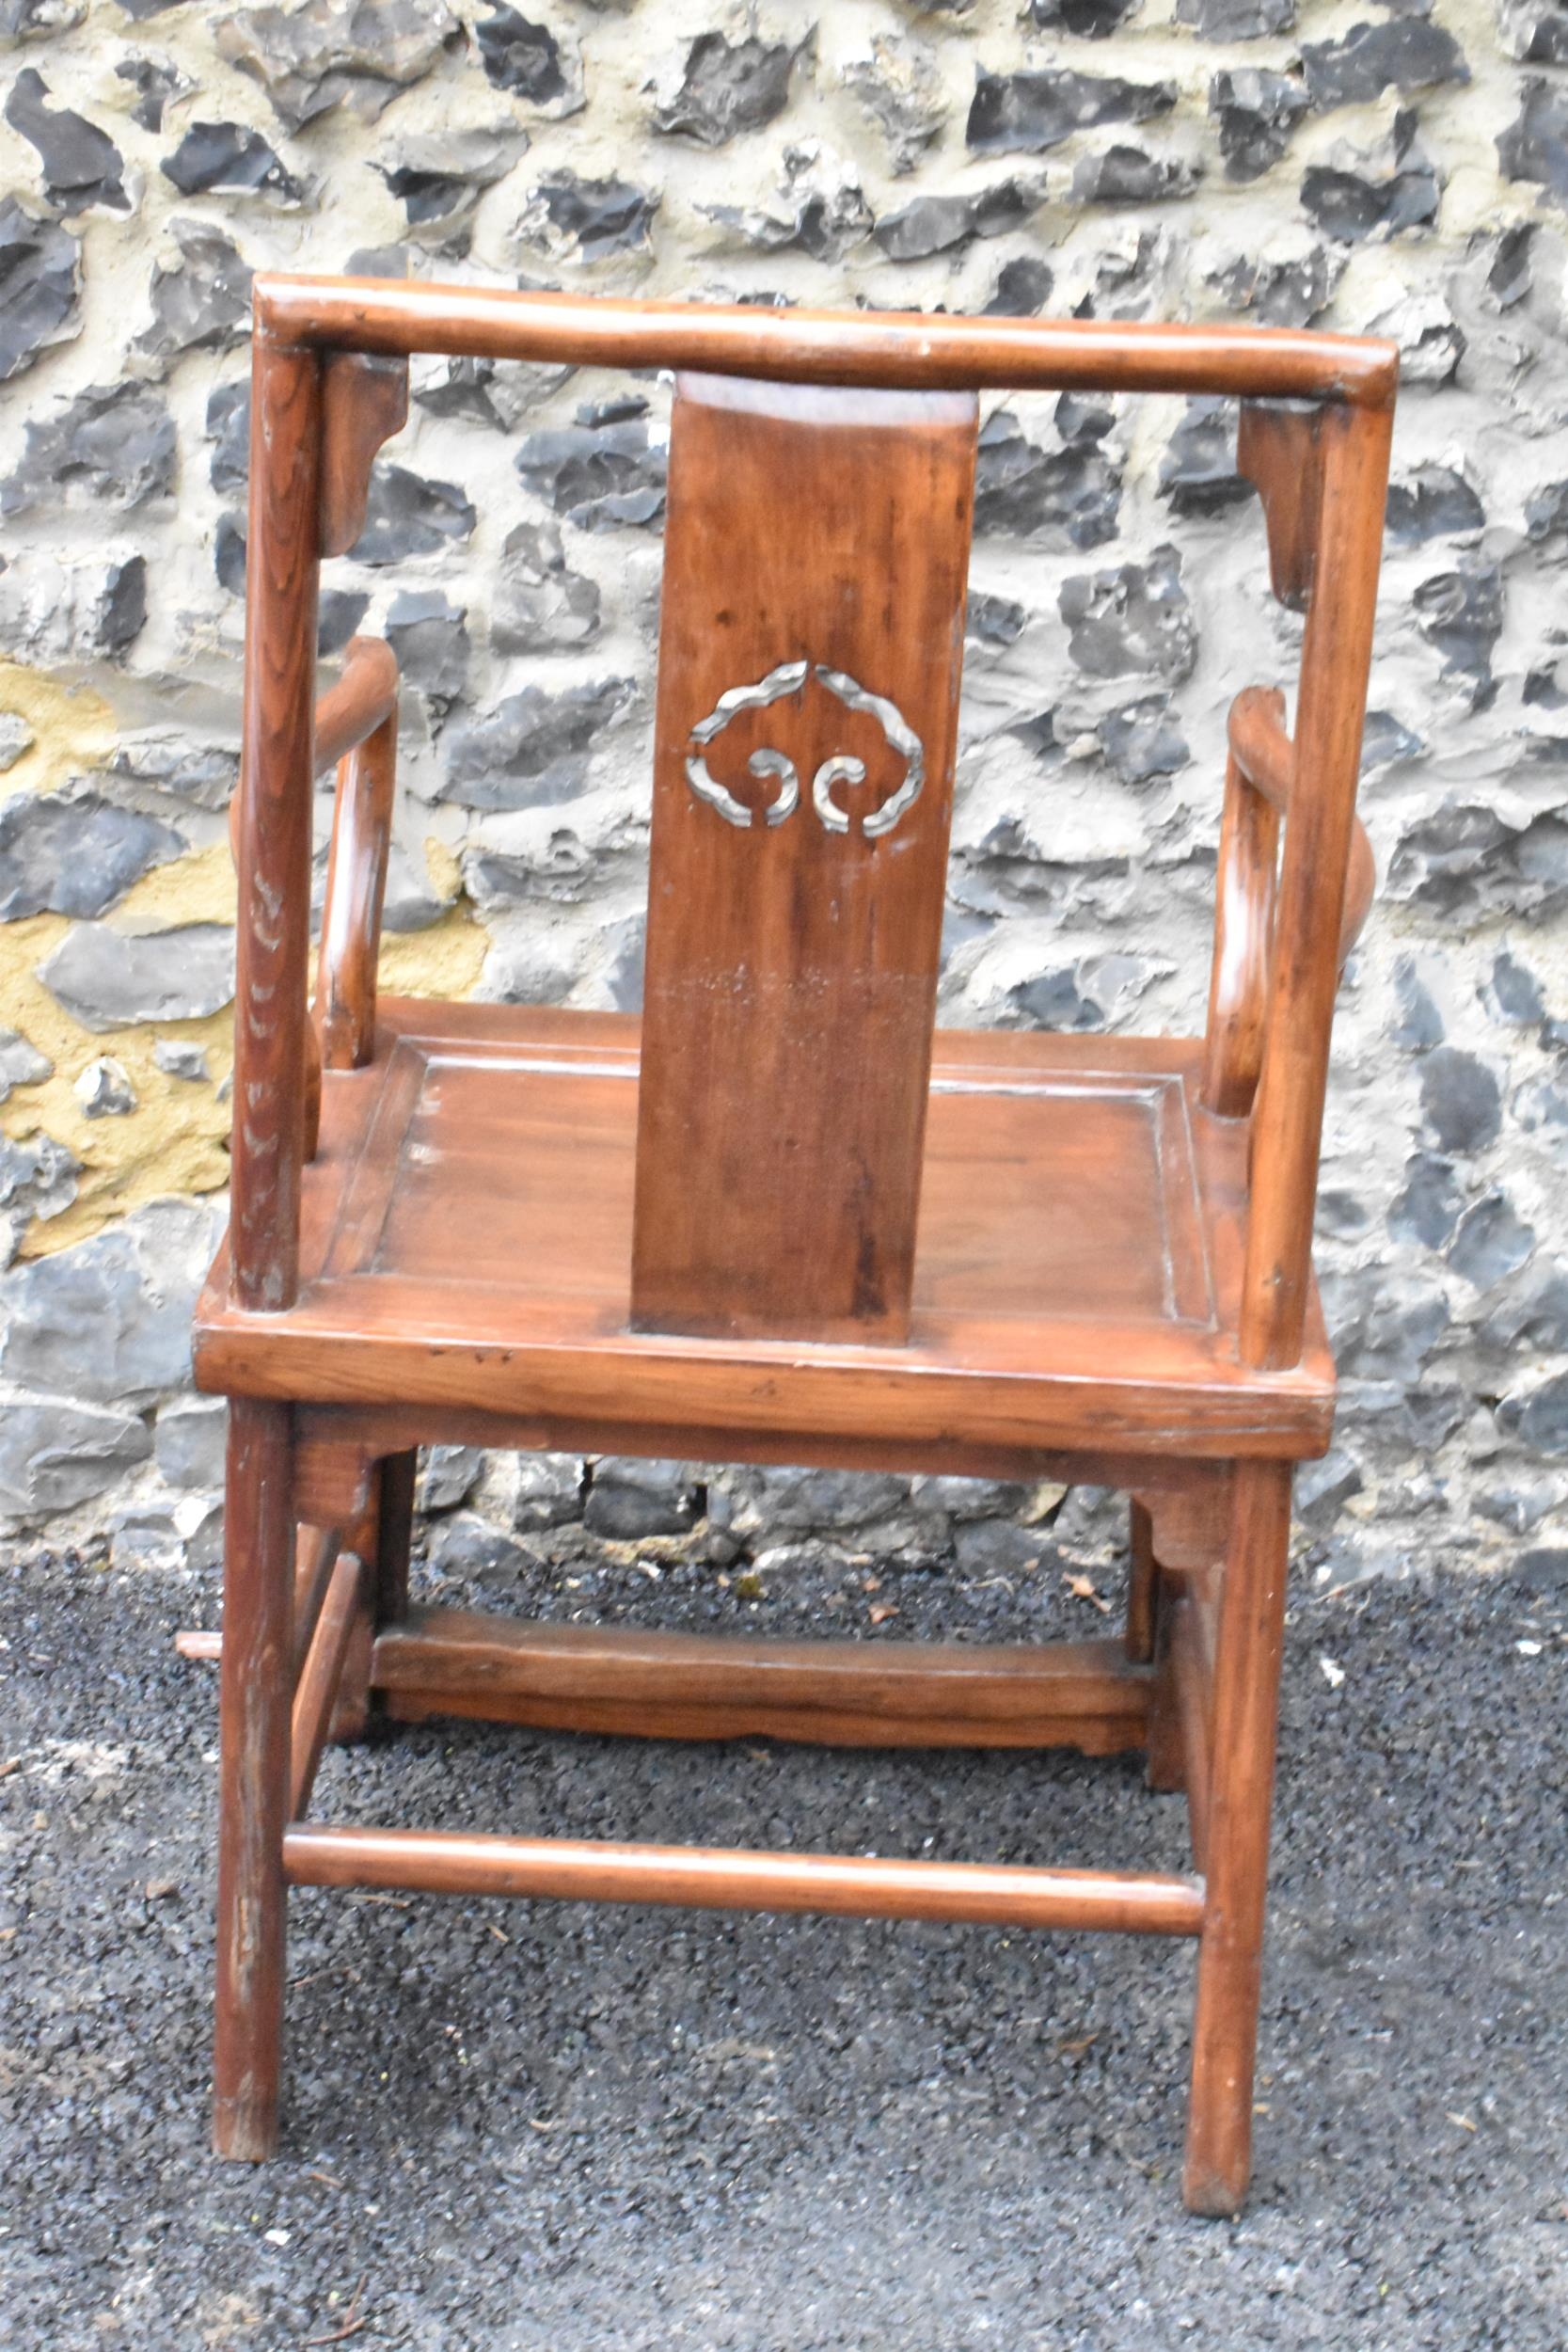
2, 1536, 1565, 2352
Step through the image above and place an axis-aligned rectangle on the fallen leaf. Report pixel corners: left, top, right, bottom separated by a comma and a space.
868, 1604, 899, 1626
1063, 1573, 1112, 1616
1447, 2111, 1477, 2133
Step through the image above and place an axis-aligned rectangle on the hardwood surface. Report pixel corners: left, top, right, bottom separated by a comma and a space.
202, 275, 1398, 2212
194, 1000, 1337, 1461
370, 1610, 1152, 1753
256, 276, 1399, 408
284, 1825, 1206, 1938
632, 374, 975, 1343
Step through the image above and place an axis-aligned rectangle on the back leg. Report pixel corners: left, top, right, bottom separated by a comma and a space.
329, 1448, 418, 1743
1182, 1458, 1292, 2217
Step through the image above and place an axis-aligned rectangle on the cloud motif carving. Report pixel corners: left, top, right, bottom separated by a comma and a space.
684, 660, 925, 836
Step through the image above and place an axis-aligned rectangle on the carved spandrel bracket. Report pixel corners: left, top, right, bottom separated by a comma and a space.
1237, 401, 1326, 614
320, 350, 410, 559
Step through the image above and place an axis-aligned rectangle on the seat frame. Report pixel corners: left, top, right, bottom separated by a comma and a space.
191, 276, 1396, 2216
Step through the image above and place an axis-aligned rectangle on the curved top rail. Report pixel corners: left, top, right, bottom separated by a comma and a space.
255, 277, 1399, 410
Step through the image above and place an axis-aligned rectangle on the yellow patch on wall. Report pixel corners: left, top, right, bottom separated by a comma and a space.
0, 660, 119, 801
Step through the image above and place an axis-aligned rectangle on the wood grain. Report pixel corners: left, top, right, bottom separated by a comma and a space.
633, 374, 975, 1343
257, 277, 1399, 409
284, 1824, 1206, 1937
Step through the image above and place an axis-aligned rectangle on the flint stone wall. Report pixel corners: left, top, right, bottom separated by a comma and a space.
1, 0, 1565, 1591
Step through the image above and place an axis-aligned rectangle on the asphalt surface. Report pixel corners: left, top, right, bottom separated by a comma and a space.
3, 1535, 1565, 2351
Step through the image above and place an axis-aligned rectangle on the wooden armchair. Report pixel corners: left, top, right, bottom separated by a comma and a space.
192, 277, 1396, 2215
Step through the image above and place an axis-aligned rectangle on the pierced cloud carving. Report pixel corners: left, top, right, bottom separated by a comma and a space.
684, 660, 925, 835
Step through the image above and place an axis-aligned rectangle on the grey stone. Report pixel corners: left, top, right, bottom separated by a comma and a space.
1210, 243, 1343, 325
729, 1466, 909, 1538
653, 30, 807, 146
152, 1038, 210, 1081
1060, 548, 1196, 684
513, 1454, 585, 1530
515, 170, 659, 264
1295, 1447, 1363, 1526
0, 1028, 51, 1104
1448, 1193, 1535, 1288
1482, 950, 1545, 1027
135, 219, 252, 373
974, 410, 1119, 548
1302, 155, 1440, 244
844, 32, 946, 175
1392, 952, 1444, 1051
154, 1395, 227, 1489
5, 69, 129, 215
0, 550, 147, 662
1388, 1152, 1463, 1249
1099, 694, 1187, 783
1338, 1286, 1449, 1385
376, 124, 531, 227
966, 68, 1174, 156
475, 7, 582, 114
1385, 465, 1484, 547
413, 353, 573, 429
74, 1057, 135, 1118
426, 1510, 536, 1584
0, 0, 86, 31
1488, 221, 1534, 308
1504, 0, 1568, 64
116, 55, 189, 134
1158, 397, 1250, 514
953, 1518, 1052, 1577
38, 922, 235, 1030
0, 1199, 215, 1402
703, 143, 872, 265
0, 1400, 150, 1518
0, 791, 184, 919
582, 907, 638, 1009
1419, 1046, 1502, 1153
1388, 799, 1568, 923
872, 179, 1041, 262
385, 590, 468, 704
1360, 710, 1422, 772
583, 1455, 700, 1538
1210, 69, 1309, 181
205, 381, 249, 495
1301, 21, 1468, 109
348, 465, 475, 564
217, 0, 463, 132
1, 383, 176, 516
0, 195, 82, 380
1413, 562, 1504, 708
162, 120, 307, 206
1175, 0, 1293, 31
439, 678, 637, 812
0, 712, 34, 771
1010, 963, 1106, 1030
105, 734, 238, 815
318, 589, 369, 655
1497, 1372, 1568, 1457
492, 519, 602, 653
0, 1134, 79, 1254
983, 256, 1054, 316
1071, 146, 1198, 204
1498, 79, 1568, 199
417, 1443, 485, 1512
110, 1495, 223, 1574
1482, 1264, 1568, 1353
967, 592, 1027, 645
1026, 0, 1140, 30
515, 407, 665, 531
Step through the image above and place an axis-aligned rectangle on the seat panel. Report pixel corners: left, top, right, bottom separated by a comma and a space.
194, 997, 1334, 1458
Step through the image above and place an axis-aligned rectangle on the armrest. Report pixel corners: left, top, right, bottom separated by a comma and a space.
315, 637, 399, 1073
